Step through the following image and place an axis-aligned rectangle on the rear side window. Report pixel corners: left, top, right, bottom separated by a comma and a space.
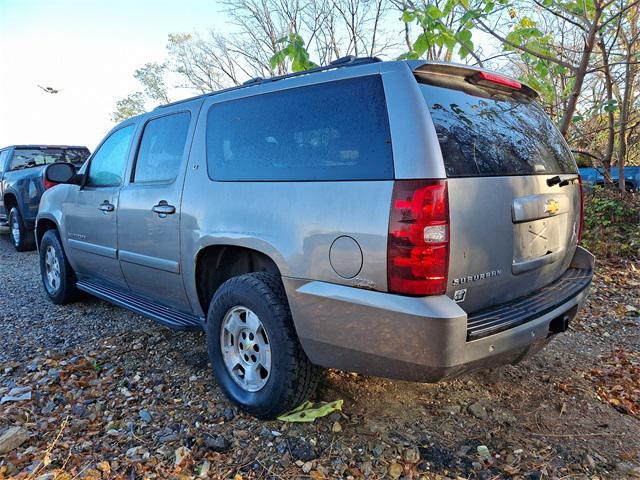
420, 83, 577, 177
133, 112, 191, 183
206, 75, 393, 181
9, 148, 90, 171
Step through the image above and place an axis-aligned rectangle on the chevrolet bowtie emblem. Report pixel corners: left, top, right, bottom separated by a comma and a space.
544, 199, 560, 215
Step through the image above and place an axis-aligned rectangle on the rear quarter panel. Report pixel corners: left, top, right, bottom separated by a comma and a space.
180, 177, 394, 316
180, 63, 432, 316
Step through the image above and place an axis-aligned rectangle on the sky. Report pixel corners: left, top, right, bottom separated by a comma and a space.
0, 1, 502, 151
0, 0, 229, 150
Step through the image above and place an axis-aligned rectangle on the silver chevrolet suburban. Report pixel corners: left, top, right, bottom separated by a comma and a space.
36, 57, 595, 419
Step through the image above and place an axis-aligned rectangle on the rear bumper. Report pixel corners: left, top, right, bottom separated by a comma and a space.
284, 246, 594, 382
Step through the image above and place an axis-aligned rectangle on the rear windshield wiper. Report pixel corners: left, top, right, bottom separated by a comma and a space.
547, 175, 579, 187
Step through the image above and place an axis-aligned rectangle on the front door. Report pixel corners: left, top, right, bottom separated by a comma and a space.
64, 124, 136, 288
117, 107, 198, 311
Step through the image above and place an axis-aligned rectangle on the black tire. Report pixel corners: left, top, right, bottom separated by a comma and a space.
206, 272, 320, 419
8, 207, 36, 252
39, 229, 78, 304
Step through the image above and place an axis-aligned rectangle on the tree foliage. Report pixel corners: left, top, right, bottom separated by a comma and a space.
112, 0, 640, 189
111, 92, 145, 122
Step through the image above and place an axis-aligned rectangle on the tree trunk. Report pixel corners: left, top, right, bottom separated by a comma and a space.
617, 7, 639, 193
597, 37, 615, 184
558, 8, 602, 136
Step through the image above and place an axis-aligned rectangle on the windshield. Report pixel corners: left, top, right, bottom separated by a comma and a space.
419, 82, 577, 177
10, 148, 90, 171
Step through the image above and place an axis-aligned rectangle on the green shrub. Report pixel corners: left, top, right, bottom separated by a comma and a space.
581, 187, 639, 259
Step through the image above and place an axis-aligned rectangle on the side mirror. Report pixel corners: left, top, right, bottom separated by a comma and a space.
44, 162, 77, 185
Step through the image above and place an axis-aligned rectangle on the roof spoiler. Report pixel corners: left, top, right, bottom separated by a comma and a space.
411, 61, 538, 100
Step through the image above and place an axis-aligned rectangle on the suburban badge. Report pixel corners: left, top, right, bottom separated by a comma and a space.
452, 269, 502, 285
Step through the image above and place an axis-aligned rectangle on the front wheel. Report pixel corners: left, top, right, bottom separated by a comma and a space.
206, 272, 320, 419
9, 207, 36, 252
39, 229, 78, 304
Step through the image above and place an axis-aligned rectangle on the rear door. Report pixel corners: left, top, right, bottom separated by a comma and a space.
416, 70, 581, 313
116, 101, 201, 311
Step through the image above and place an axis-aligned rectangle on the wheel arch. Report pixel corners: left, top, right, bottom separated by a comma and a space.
3, 191, 18, 213
35, 215, 61, 249
194, 244, 283, 315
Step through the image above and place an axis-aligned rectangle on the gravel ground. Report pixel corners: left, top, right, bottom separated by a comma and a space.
0, 226, 639, 479
0, 228, 155, 363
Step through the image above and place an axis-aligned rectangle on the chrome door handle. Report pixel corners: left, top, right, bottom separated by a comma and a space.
152, 202, 176, 216
98, 201, 115, 212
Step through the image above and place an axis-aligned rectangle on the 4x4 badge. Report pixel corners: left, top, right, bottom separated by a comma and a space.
544, 199, 560, 215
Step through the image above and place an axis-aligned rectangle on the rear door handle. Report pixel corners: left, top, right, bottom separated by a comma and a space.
98, 201, 115, 212
152, 201, 176, 216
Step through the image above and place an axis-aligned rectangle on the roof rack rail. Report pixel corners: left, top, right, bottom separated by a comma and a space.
242, 76, 264, 86
242, 55, 381, 87
156, 56, 382, 110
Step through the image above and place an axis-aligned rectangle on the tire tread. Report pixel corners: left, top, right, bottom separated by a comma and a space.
40, 229, 78, 304
208, 272, 320, 418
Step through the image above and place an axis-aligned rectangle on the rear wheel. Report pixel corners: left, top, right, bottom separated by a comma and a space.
39, 229, 78, 304
206, 272, 320, 419
9, 207, 36, 252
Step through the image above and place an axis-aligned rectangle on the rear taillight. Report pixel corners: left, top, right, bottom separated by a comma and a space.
387, 179, 449, 296
578, 176, 585, 243
43, 179, 57, 190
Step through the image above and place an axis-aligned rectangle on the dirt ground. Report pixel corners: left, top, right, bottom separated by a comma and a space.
0, 227, 638, 479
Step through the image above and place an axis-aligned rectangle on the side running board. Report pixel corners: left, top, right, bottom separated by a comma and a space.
76, 279, 204, 331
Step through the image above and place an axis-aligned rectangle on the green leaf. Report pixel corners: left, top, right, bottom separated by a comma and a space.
401, 9, 415, 23
457, 29, 472, 43
534, 61, 549, 77
425, 4, 443, 19
412, 32, 431, 57
441, 31, 457, 50
277, 400, 344, 422
603, 99, 618, 112
269, 33, 317, 71
269, 50, 288, 69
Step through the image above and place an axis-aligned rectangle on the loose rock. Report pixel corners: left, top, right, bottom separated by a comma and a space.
204, 433, 231, 452
0, 426, 29, 455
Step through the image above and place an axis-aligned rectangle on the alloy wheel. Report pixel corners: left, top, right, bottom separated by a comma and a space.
44, 245, 61, 293
220, 306, 271, 392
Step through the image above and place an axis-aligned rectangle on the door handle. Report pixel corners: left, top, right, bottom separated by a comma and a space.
152, 201, 176, 216
98, 201, 115, 212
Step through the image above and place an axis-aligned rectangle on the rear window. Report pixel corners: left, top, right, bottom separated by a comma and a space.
206, 75, 394, 181
419, 83, 577, 177
10, 147, 90, 171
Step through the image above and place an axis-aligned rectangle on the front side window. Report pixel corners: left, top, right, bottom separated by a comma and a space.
206, 75, 394, 181
87, 125, 135, 187
133, 112, 191, 183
